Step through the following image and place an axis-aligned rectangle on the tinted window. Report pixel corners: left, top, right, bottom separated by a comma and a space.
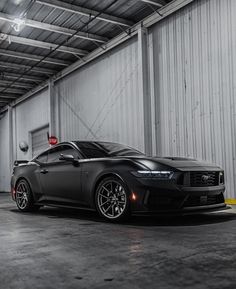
48, 145, 79, 163
63, 147, 80, 159
75, 142, 144, 158
35, 151, 48, 163
98, 142, 144, 157
76, 142, 108, 158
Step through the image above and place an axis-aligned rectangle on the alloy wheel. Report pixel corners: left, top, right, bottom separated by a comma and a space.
97, 180, 127, 219
16, 181, 29, 210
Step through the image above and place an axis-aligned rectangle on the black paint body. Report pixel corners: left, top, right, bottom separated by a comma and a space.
11, 141, 227, 214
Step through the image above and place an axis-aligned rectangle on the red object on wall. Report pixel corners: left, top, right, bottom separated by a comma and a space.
48, 136, 58, 145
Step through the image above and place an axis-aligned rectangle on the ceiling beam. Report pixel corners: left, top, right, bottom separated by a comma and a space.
36, 0, 133, 27
0, 0, 194, 112
0, 12, 108, 44
0, 94, 15, 102
0, 33, 88, 56
0, 48, 70, 67
0, 60, 56, 75
140, 0, 165, 7
0, 95, 17, 100
0, 72, 45, 83
0, 87, 26, 95
0, 80, 34, 89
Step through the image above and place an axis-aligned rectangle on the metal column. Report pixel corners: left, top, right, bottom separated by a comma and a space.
138, 27, 154, 156
49, 80, 60, 139
8, 105, 13, 169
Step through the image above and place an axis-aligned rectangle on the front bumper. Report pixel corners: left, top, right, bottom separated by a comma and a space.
129, 178, 226, 214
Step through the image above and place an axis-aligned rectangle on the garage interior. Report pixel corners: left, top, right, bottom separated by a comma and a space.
0, 0, 236, 288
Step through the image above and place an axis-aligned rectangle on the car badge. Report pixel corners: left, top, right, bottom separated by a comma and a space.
201, 175, 209, 183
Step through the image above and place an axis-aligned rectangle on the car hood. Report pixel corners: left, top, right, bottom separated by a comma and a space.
122, 156, 222, 172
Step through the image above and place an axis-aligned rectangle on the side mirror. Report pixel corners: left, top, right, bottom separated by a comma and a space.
59, 154, 79, 166
59, 154, 75, 162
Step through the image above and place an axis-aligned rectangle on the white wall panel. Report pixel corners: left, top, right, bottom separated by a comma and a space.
14, 89, 50, 160
56, 37, 145, 152
0, 112, 10, 192
151, 0, 236, 199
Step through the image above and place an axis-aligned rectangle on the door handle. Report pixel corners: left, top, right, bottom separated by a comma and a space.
40, 169, 48, 174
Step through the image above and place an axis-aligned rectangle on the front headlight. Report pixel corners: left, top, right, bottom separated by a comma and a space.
131, 170, 174, 179
219, 171, 224, 184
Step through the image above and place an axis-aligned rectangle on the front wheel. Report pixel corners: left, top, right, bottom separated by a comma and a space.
95, 177, 131, 222
15, 179, 40, 212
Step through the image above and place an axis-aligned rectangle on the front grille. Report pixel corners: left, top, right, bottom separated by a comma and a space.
146, 191, 225, 210
147, 194, 184, 210
184, 193, 224, 207
190, 171, 219, 187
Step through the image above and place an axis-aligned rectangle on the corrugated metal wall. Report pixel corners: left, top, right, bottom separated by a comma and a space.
0, 89, 49, 192
151, 0, 236, 198
55, 37, 145, 152
13, 89, 50, 160
0, 112, 10, 192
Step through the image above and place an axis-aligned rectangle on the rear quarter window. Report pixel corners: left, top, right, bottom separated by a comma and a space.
35, 151, 48, 163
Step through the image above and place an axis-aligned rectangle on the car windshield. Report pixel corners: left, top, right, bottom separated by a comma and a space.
74, 141, 144, 158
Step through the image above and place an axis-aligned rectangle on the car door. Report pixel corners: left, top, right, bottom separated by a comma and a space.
39, 144, 85, 206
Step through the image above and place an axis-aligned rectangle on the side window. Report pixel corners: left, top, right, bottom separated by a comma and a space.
47, 146, 63, 163
35, 151, 48, 163
47, 145, 79, 163
77, 142, 108, 158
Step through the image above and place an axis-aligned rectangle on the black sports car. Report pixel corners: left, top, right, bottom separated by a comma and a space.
11, 141, 227, 221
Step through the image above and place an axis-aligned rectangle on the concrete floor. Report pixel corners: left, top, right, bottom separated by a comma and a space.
0, 193, 236, 289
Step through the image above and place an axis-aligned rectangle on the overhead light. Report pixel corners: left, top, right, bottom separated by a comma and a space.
12, 18, 25, 32
13, 0, 24, 4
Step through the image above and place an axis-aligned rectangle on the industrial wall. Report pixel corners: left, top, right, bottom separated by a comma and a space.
0, 0, 235, 201
0, 89, 49, 192
151, 0, 236, 200
13, 89, 50, 161
55, 37, 144, 152
0, 112, 10, 192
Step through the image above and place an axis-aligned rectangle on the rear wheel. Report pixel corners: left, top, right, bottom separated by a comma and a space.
95, 177, 130, 222
15, 179, 40, 212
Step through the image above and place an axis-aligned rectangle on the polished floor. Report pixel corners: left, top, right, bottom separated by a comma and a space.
0, 193, 236, 289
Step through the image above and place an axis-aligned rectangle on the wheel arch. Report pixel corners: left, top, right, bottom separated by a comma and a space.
15, 177, 35, 200
92, 173, 127, 207
15, 176, 30, 187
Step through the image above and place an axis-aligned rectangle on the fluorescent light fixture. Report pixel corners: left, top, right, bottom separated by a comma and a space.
12, 18, 25, 32
13, 0, 24, 4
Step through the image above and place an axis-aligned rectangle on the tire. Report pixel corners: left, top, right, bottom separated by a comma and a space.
95, 177, 131, 222
15, 179, 41, 212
